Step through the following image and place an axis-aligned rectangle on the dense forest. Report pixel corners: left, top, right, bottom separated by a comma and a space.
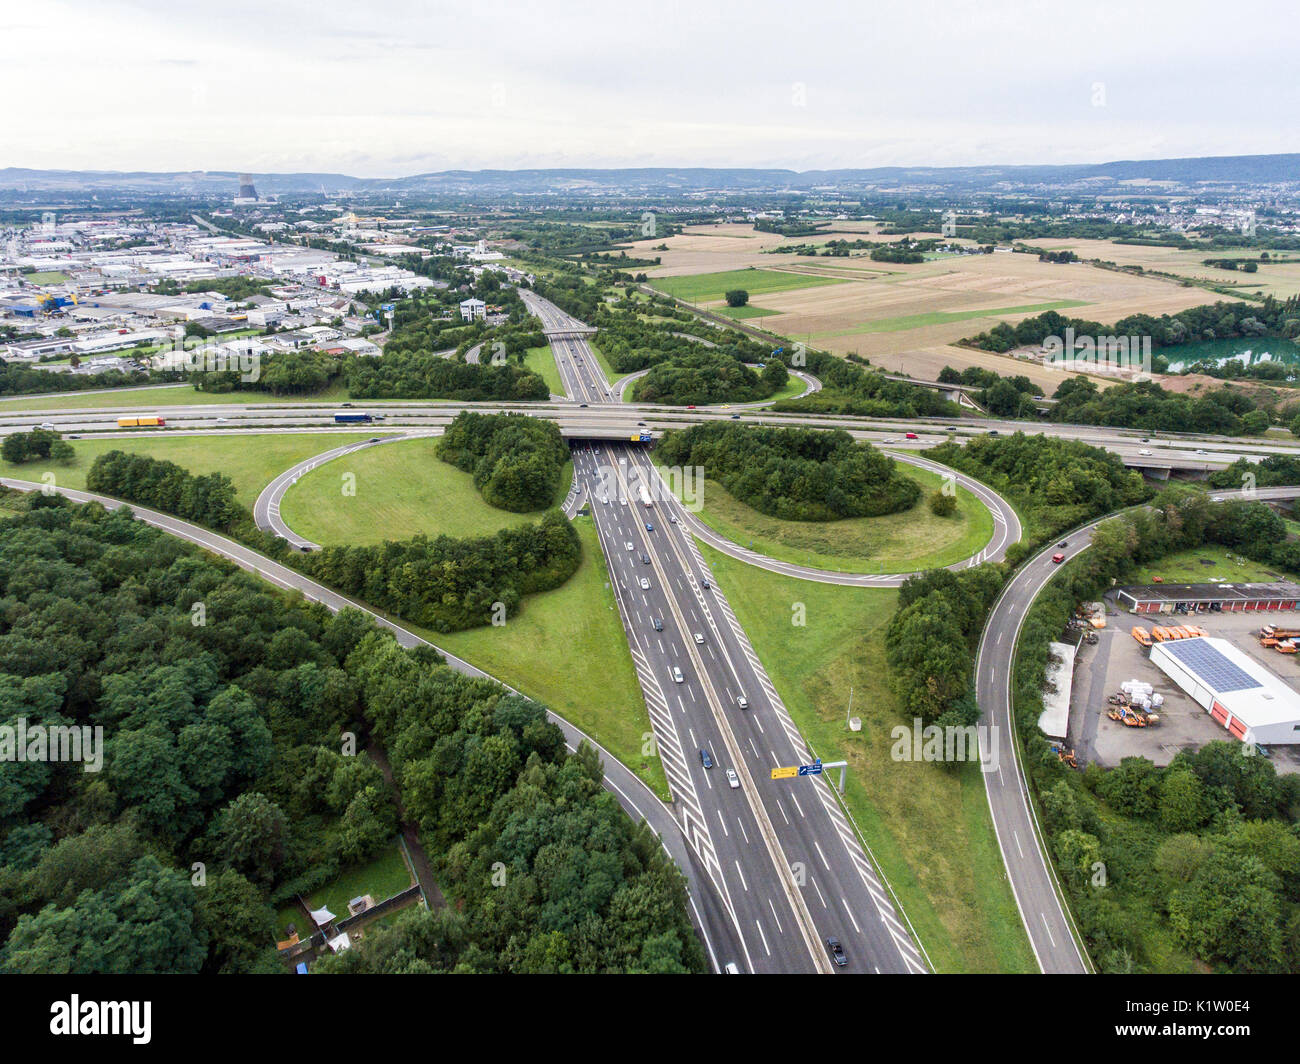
1050, 377, 1272, 436
924, 432, 1151, 545
437, 411, 569, 512
347, 352, 547, 402
963, 298, 1300, 355
655, 422, 920, 520
0, 494, 702, 973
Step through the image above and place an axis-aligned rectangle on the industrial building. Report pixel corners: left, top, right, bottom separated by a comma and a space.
1150, 636, 1300, 745
1117, 581, 1300, 615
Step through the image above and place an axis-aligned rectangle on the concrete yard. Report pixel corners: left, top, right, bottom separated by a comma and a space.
1066, 605, 1300, 775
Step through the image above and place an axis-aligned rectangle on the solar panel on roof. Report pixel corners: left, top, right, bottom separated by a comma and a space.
1162, 638, 1261, 693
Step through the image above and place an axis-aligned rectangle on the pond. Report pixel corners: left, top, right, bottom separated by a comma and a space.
1164, 337, 1300, 373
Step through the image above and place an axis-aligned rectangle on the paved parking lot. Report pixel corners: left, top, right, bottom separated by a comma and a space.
1066, 605, 1300, 775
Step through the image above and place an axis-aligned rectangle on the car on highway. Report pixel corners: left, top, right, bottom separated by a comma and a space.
645, 522, 654, 532
1052, 552, 1066, 564
580, 403, 588, 408
725, 769, 739, 790
825, 938, 848, 967
637, 421, 646, 426
724, 962, 740, 974
40, 422, 55, 431
639, 577, 650, 590
652, 617, 663, 631
668, 514, 677, 523
1140, 437, 1149, 442
626, 541, 635, 551
694, 632, 705, 644
216, 417, 228, 424
341, 402, 353, 407
1195, 448, 1208, 455
1058, 540, 1068, 548
701, 578, 711, 590
988, 429, 1000, 436
730, 414, 741, 420
672, 667, 684, 684
904, 431, 918, 439
687, 405, 696, 410
1139, 448, 1152, 456
736, 694, 749, 710
641, 552, 650, 564
946, 426, 957, 431
699, 747, 713, 768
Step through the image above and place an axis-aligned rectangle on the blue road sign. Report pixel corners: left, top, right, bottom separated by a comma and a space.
797, 759, 823, 777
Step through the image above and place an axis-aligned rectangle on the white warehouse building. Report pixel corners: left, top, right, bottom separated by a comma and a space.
1150, 636, 1300, 746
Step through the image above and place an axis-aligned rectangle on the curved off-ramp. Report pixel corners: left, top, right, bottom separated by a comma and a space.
667, 450, 1020, 589
0, 475, 744, 973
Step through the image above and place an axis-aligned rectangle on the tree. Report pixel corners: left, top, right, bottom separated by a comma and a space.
213, 792, 287, 882
724, 289, 749, 308
929, 490, 956, 517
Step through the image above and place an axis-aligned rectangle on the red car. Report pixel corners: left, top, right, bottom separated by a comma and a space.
904, 432, 919, 439
1052, 552, 1065, 564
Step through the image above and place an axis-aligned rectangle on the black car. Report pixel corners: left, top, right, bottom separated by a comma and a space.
652, 617, 664, 631
641, 553, 651, 564
1057, 541, 1068, 548
579, 403, 588, 408
825, 937, 848, 967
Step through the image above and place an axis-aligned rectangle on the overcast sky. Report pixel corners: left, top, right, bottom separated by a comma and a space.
4, 0, 1296, 176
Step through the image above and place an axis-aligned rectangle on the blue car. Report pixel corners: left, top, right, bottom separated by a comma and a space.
699, 748, 713, 769
645, 522, 654, 532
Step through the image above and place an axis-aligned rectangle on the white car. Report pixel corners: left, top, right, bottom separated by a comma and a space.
1138, 449, 1152, 456
725, 769, 740, 790
626, 542, 635, 551
693, 632, 705, 644
640, 577, 650, 590
1195, 449, 1208, 455
40, 422, 55, 431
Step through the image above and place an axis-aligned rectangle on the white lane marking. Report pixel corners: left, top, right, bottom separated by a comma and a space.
842, 899, 862, 933
1040, 913, 1058, 948
755, 920, 770, 956
767, 898, 785, 933
811, 876, 828, 909
814, 840, 830, 871
1013, 830, 1024, 859
716, 810, 729, 837
735, 860, 749, 892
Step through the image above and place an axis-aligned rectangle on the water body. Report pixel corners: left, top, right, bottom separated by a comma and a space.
1164, 337, 1300, 373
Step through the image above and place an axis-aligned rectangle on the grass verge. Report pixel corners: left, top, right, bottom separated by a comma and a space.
699, 541, 1035, 972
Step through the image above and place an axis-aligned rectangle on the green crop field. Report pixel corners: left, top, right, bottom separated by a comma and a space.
0, 431, 389, 503
278, 436, 571, 545
681, 463, 992, 574
699, 543, 1035, 973
809, 300, 1091, 340
648, 268, 846, 304
716, 304, 780, 319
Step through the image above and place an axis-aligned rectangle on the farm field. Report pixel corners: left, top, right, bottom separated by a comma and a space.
278, 435, 572, 546
648, 267, 847, 304
628, 222, 1223, 389
699, 544, 1035, 973
0, 431, 388, 503
683, 462, 993, 573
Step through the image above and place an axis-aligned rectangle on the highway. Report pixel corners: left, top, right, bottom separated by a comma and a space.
528, 291, 926, 974
973, 484, 1300, 974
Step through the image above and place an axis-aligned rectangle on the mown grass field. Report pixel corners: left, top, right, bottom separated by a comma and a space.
682, 464, 993, 573
648, 268, 846, 304
0, 431, 389, 503
716, 304, 780, 319
523, 344, 565, 396
278, 436, 572, 546
1130, 544, 1289, 584
699, 543, 1035, 973
430, 517, 666, 797
0, 382, 352, 411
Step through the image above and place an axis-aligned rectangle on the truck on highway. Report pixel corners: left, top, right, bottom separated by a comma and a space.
638, 482, 652, 508
117, 416, 165, 427
333, 411, 380, 423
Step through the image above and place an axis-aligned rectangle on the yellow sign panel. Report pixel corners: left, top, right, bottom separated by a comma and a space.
770, 766, 798, 780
